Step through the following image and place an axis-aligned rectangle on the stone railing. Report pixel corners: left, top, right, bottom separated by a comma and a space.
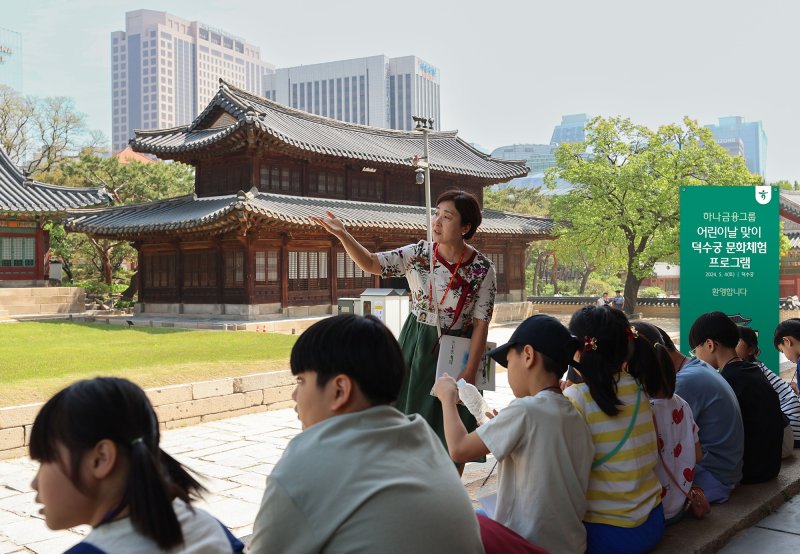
0, 371, 296, 460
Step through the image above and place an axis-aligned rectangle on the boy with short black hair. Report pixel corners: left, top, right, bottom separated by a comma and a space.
688, 311, 784, 485
250, 314, 484, 554
434, 314, 594, 554
774, 318, 800, 396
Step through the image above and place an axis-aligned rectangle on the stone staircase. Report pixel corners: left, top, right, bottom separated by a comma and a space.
0, 287, 86, 319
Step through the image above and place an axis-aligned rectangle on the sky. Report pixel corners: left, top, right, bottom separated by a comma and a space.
3, 0, 799, 182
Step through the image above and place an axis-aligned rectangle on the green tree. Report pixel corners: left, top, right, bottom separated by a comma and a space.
483, 185, 549, 216
0, 85, 91, 173
39, 153, 195, 285
546, 116, 760, 314
484, 186, 551, 295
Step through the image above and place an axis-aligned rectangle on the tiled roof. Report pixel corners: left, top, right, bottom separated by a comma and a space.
65, 189, 552, 240
780, 191, 800, 221
787, 231, 800, 249
0, 147, 110, 214
130, 81, 528, 182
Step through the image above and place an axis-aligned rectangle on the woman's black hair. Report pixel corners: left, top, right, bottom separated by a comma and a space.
290, 314, 407, 405
630, 321, 676, 398
737, 326, 760, 361
29, 378, 205, 550
568, 305, 630, 416
436, 189, 482, 240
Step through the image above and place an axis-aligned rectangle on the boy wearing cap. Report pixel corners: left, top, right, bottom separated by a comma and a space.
434, 314, 595, 554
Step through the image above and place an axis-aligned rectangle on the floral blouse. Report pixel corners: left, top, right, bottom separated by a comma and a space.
376, 241, 496, 330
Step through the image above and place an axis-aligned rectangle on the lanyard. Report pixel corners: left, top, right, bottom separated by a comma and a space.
429, 243, 466, 306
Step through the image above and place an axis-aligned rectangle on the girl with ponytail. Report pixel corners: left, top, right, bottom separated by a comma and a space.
564, 306, 664, 554
630, 321, 702, 524
29, 377, 243, 553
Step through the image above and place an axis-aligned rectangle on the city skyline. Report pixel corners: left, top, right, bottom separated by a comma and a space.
4, 0, 798, 182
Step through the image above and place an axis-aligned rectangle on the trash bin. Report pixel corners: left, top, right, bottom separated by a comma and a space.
360, 288, 410, 338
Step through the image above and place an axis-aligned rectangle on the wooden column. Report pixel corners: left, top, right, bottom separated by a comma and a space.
280, 233, 290, 309
215, 239, 224, 305
329, 242, 338, 305
245, 234, 255, 305
175, 240, 184, 306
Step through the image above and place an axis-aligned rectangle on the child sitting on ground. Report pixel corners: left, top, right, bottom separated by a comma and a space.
738, 325, 800, 454
631, 321, 703, 524
565, 306, 664, 554
434, 314, 595, 554
688, 312, 784, 484
29, 377, 243, 553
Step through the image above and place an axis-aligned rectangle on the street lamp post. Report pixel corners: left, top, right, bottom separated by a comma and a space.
412, 115, 435, 244
412, 115, 438, 333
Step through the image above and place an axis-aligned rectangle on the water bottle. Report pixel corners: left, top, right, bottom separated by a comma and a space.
456, 378, 490, 424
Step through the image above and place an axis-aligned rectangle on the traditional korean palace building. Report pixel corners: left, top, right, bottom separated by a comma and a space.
0, 148, 108, 286
67, 81, 553, 318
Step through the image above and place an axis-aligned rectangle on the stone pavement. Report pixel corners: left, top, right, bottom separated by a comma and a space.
0, 317, 798, 553
0, 326, 519, 553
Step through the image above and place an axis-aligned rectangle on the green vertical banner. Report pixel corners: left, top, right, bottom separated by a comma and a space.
680, 186, 780, 374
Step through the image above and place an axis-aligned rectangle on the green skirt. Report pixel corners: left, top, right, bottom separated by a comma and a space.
395, 315, 480, 455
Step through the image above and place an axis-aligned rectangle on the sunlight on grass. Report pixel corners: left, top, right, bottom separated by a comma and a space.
0, 322, 297, 406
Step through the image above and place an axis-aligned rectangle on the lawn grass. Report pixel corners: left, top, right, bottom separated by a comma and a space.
0, 321, 297, 407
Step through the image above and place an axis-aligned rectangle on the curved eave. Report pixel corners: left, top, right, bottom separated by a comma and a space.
132, 121, 527, 181
66, 197, 552, 244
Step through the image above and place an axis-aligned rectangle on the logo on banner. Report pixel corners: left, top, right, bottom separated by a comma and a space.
755, 186, 772, 205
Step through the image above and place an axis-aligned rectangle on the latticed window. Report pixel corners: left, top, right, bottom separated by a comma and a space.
336, 251, 372, 290
288, 250, 329, 291
144, 253, 176, 288
307, 169, 345, 198
259, 163, 301, 194
486, 252, 505, 276
0, 236, 35, 267
224, 249, 245, 286
255, 250, 279, 284
183, 251, 216, 287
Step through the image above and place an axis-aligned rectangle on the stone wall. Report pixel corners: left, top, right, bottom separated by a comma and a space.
0, 370, 297, 461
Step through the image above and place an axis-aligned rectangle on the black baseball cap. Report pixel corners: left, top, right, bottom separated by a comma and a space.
486, 314, 581, 370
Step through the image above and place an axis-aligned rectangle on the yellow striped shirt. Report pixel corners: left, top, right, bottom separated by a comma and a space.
564, 373, 661, 527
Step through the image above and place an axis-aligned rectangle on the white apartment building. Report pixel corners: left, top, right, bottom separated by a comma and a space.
111, 10, 274, 152
264, 55, 440, 131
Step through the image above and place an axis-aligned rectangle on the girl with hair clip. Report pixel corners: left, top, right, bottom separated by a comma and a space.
29, 377, 244, 554
630, 321, 703, 525
564, 306, 664, 554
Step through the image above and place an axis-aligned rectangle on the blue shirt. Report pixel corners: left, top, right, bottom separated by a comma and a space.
675, 357, 744, 486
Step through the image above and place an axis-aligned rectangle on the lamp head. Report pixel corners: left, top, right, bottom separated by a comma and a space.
415, 168, 425, 185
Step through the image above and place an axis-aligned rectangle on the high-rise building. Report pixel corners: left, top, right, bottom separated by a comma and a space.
491, 144, 556, 175
111, 10, 274, 153
0, 27, 23, 92
263, 55, 440, 131
550, 113, 589, 145
705, 116, 767, 177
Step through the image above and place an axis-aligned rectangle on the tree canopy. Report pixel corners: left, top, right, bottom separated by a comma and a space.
0, 85, 97, 174
40, 153, 195, 286
545, 116, 761, 313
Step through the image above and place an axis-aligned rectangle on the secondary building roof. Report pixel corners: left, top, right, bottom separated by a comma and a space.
66, 188, 552, 241
130, 80, 528, 182
0, 147, 110, 215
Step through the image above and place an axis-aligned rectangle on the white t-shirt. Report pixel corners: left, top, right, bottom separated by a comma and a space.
650, 395, 700, 520
70, 499, 240, 553
477, 390, 594, 554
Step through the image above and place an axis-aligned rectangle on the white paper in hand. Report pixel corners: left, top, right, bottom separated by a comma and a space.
435, 335, 496, 391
